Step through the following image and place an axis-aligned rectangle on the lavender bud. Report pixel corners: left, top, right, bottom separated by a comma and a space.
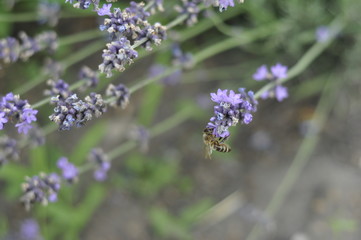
99, 38, 138, 78
106, 83, 130, 108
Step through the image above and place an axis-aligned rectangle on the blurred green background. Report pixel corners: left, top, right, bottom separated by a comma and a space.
1, 0, 361, 239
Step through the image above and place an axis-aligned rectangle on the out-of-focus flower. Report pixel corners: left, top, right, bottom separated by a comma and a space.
20, 219, 43, 240
38, 1, 60, 26
79, 66, 99, 91
88, 149, 111, 181
252, 63, 289, 102
44, 79, 73, 100
175, 0, 200, 26
0, 93, 38, 134
106, 83, 130, 108
20, 173, 61, 211
57, 157, 79, 183
97, 3, 112, 16
316, 26, 332, 42
0, 136, 19, 166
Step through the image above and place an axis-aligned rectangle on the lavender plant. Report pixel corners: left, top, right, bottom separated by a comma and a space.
0, 0, 353, 239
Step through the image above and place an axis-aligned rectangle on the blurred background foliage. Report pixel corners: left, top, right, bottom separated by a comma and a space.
1, 0, 361, 239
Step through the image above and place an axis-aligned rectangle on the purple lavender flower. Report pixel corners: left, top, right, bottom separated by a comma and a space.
0, 94, 39, 134
106, 83, 130, 108
42, 58, 63, 80
316, 26, 332, 42
207, 88, 257, 138
0, 31, 57, 66
253, 63, 289, 102
78, 66, 99, 91
22, 108, 38, 123
0, 112, 8, 129
274, 85, 288, 102
0, 136, 19, 166
97, 3, 112, 16
65, 0, 97, 9
0, 37, 20, 63
175, 0, 200, 26
20, 219, 42, 240
49, 93, 106, 130
99, 38, 138, 78
38, 1, 60, 26
146, 0, 164, 14
171, 43, 194, 69
57, 157, 78, 182
26, 127, 46, 147
44, 79, 72, 99
88, 148, 111, 181
94, 161, 111, 181
20, 173, 61, 210
219, 0, 235, 12
99, 2, 150, 40
252, 65, 268, 81
15, 122, 33, 134
270, 63, 288, 79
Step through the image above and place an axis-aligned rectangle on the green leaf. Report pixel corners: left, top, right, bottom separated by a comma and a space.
30, 145, 48, 173
137, 83, 164, 126
70, 122, 107, 165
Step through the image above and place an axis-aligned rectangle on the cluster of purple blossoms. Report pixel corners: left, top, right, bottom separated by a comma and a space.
42, 58, 64, 80
88, 148, 111, 181
57, 157, 79, 183
44, 79, 73, 100
49, 93, 106, 130
19, 219, 43, 240
175, 0, 201, 26
106, 83, 130, 108
207, 88, 258, 138
79, 66, 99, 90
97, 2, 167, 77
65, 0, 100, 9
253, 63, 289, 102
20, 173, 61, 211
0, 136, 19, 166
204, 0, 245, 12
99, 38, 138, 77
0, 31, 57, 67
98, 2, 150, 40
146, 0, 164, 14
37, 1, 60, 26
0, 93, 38, 134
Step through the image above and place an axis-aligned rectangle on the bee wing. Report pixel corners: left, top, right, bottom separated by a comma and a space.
204, 145, 213, 159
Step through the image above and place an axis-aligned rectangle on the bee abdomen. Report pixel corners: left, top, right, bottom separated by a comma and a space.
214, 144, 231, 153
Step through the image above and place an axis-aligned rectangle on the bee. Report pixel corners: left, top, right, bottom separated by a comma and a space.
203, 127, 231, 159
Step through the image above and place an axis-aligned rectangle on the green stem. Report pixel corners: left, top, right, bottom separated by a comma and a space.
62, 41, 104, 69
0, 11, 94, 22
254, 16, 345, 99
15, 40, 104, 95
246, 73, 344, 240
58, 29, 103, 47
78, 108, 192, 173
